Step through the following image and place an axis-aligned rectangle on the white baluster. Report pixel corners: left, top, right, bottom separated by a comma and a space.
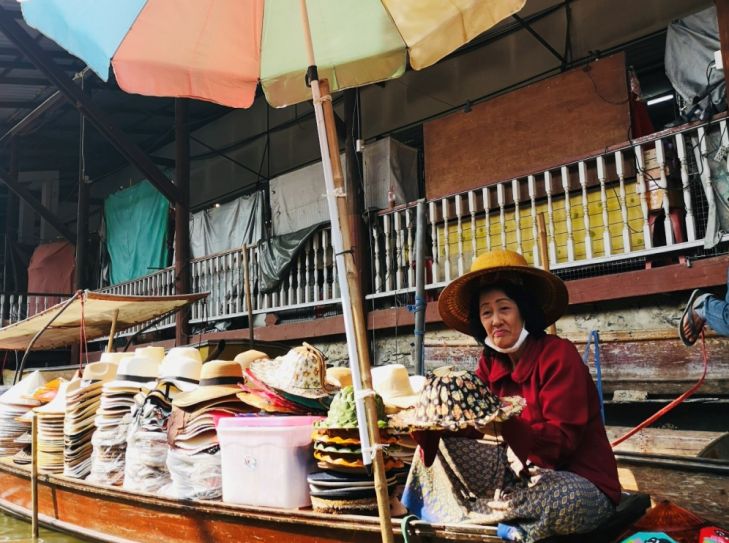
674, 133, 696, 242
455, 194, 465, 276
655, 140, 674, 245
614, 151, 632, 252
383, 214, 393, 292
441, 198, 451, 282
596, 156, 612, 255
395, 211, 404, 290
634, 144, 653, 249
578, 162, 593, 259
561, 166, 575, 262
511, 179, 523, 253
406, 208, 415, 288
323, 229, 331, 300
304, 239, 312, 303
544, 172, 557, 265
528, 175, 538, 264
468, 191, 478, 263
332, 240, 340, 299
313, 233, 321, 302
372, 222, 382, 293
429, 202, 439, 284
497, 183, 506, 249
482, 186, 492, 251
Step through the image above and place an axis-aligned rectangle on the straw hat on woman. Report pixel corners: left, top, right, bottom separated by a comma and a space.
401, 249, 620, 542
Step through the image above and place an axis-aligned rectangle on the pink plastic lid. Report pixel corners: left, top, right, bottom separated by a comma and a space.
217, 415, 324, 429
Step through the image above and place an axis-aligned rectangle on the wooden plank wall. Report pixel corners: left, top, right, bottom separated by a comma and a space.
424, 52, 630, 199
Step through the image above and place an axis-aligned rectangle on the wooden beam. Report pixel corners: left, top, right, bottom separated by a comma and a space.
0, 165, 75, 244
716, 0, 729, 111
0, 6, 182, 204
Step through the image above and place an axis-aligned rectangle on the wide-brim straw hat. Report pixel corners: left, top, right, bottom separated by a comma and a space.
158, 350, 202, 392
438, 249, 568, 335
233, 349, 269, 370
172, 360, 244, 408
371, 364, 419, 410
104, 354, 160, 390
0, 370, 45, 407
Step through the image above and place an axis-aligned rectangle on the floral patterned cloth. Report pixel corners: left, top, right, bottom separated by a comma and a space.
401, 437, 615, 542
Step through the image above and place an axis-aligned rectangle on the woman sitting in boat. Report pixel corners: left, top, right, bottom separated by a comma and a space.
401, 249, 620, 542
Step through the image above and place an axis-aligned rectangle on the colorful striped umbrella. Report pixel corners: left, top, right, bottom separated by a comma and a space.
19, 0, 525, 109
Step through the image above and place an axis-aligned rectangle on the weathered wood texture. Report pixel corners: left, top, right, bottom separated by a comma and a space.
423, 53, 629, 199
423, 336, 729, 395
608, 427, 728, 457
617, 461, 729, 526
0, 463, 505, 543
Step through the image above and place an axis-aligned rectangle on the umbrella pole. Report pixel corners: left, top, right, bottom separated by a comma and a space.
31, 411, 39, 539
106, 309, 119, 352
297, 3, 393, 541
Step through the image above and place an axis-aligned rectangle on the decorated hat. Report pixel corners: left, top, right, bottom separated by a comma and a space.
317, 386, 387, 429
437, 249, 568, 335
172, 360, 244, 408
371, 364, 419, 411
389, 366, 525, 431
249, 343, 335, 399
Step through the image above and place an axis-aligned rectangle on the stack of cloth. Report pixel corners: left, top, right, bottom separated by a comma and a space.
64, 359, 120, 479
124, 347, 202, 493
87, 350, 162, 486
165, 360, 251, 500
237, 344, 335, 415
0, 371, 45, 458
309, 385, 404, 514
371, 364, 425, 468
33, 379, 70, 473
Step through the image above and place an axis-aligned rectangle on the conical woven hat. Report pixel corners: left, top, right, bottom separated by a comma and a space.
437, 249, 568, 334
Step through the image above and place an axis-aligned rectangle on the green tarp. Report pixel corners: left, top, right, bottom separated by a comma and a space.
104, 181, 169, 285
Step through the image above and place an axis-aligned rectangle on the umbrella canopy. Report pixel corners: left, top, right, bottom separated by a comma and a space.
19, 0, 525, 108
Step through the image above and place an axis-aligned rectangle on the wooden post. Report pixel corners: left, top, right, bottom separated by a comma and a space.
3, 139, 18, 297
242, 245, 255, 345
716, 0, 729, 111
537, 213, 557, 335
319, 79, 394, 543
174, 98, 191, 346
74, 87, 89, 291
31, 412, 39, 539
107, 309, 119, 352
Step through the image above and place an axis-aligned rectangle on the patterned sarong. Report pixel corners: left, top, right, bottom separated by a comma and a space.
401, 437, 614, 542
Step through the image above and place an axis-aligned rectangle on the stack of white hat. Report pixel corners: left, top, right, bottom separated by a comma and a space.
0, 371, 45, 457
87, 348, 162, 486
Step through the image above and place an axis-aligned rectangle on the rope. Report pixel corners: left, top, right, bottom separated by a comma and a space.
581, 330, 605, 423
610, 328, 709, 448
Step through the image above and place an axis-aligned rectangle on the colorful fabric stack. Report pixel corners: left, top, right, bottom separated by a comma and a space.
309, 386, 404, 514
0, 371, 45, 458
64, 360, 120, 479
33, 379, 70, 473
123, 347, 202, 493
238, 344, 335, 414
165, 360, 250, 500
87, 351, 161, 486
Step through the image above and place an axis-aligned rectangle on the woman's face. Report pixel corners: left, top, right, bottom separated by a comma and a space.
478, 289, 524, 350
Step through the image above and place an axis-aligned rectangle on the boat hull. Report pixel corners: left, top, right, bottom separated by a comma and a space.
0, 461, 503, 543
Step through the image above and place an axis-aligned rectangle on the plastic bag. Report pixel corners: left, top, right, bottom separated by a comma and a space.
162, 446, 222, 500
86, 415, 132, 486
123, 431, 171, 493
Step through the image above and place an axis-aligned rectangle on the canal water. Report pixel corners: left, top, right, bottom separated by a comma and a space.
0, 511, 83, 543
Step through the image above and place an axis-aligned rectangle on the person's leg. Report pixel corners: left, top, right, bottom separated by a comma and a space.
694, 272, 729, 336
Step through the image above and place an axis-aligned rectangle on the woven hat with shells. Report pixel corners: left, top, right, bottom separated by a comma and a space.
388, 366, 525, 431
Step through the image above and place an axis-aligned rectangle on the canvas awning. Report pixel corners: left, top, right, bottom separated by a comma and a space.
0, 291, 206, 351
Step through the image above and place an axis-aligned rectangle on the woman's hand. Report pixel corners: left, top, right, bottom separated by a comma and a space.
476, 421, 503, 438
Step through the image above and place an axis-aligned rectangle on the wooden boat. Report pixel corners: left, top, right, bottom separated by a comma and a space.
609, 426, 729, 526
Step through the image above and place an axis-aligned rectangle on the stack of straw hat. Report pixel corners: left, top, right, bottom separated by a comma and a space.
87, 348, 162, 486
64, 358, 121, 478
309, 386, 403, 514
33, 379, 70, 473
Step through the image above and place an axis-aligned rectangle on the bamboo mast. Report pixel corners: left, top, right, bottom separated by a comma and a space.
298, 2, 393, 540
106, 309, 119, 352
31, 412, 39, 539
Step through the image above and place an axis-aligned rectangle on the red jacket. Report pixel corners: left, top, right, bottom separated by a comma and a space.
476, 334, 621, 504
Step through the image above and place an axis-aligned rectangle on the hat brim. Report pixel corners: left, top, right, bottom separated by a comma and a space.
438, 265, 568, 335
381, 393, 420, 410
172, 386, 242, 408
388, 396, 526, 431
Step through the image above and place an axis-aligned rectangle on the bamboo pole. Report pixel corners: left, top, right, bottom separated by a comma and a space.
31, 411, 39, 539
106, 309, 119, 352
318, 78, 394, 542
242, 245, 255, 345
537, 213, 557, 335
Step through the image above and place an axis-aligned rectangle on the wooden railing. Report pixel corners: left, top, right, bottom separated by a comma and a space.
82, 117, 729, 332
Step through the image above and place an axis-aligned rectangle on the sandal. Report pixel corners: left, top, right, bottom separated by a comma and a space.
678, 289, 706, 347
